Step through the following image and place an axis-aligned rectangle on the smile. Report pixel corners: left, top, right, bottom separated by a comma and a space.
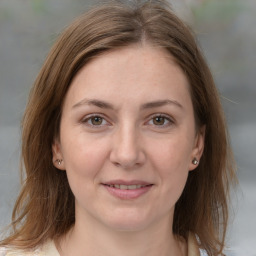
105, 184, 150, 190
102, 181, 153, 200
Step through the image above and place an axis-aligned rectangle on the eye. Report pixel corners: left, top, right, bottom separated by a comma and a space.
152, 116, 166, 125
82, 114, 109, 127
90, 116, 104, 125
147, 114, 173, 127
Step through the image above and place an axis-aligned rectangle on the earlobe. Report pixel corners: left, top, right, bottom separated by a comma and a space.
52, 139, 65, 171
189, 125, 206, 171
192, 158, 199, 165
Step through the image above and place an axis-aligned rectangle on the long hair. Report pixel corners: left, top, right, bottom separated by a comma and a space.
1, 1, 236, 255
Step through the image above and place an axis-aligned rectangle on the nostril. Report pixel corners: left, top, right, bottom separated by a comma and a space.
112, 160, 143, 170
109, 135, 146, 169
113, 161, 121, 167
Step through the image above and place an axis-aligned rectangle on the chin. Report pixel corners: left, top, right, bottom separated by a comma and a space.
102, 209, 154, 232
107, 221, 150, 232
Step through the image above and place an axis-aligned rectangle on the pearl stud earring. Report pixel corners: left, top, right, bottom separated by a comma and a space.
56, 159, 63, 165
192, 158, 199, 165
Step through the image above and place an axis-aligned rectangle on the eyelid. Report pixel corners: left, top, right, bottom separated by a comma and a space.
80, 112, 175, 128
81, 113, 111, 127
145, 113, 175, 127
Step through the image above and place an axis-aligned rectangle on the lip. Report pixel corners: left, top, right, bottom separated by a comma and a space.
103, 180, 152, 186
102, 180, 153, 200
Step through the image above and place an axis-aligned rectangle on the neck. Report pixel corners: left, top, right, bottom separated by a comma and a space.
57, 210, 186, 256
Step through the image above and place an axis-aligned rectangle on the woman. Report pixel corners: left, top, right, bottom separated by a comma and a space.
0, 1, 236, 255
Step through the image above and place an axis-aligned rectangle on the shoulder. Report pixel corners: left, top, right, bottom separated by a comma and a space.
0, 247, 7, 256
188, 233, 201, 256
0, 246, 42, 256
0, 240, 59, 256
188, 233, 235, 256
187, 233, 209, 256
199, 249, 208, 256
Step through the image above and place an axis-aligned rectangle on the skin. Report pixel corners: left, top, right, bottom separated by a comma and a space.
52, 44, 205, 256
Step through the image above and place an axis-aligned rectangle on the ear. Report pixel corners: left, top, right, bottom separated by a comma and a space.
52, 138, 66, 171
189, 125, 205, 171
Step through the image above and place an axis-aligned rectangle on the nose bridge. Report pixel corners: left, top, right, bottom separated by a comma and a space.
110, 120, 144, 169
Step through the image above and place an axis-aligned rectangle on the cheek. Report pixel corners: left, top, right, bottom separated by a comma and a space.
150, 135, 193, 172
148, 136, 193, 198
60, 130, 110, 180
60, 133, 111, 205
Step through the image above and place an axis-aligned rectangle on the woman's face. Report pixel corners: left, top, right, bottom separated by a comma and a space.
53, 45, 204, 232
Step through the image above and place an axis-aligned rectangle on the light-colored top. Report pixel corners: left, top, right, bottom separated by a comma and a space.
0, 233, 201, 256
0, 239, 59, 256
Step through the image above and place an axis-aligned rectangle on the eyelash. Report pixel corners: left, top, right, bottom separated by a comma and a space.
81, 113, 174, 128
146, 114, 174, 128
81, 114, 109, 127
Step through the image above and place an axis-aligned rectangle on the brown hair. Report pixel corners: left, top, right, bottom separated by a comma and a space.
1, 1, 236, 255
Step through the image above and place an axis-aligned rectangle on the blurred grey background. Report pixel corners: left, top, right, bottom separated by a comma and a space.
0, 0, 255, 255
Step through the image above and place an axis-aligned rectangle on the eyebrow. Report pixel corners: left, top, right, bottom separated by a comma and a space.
72, 99, 115, 110
72, 98, 183, 110
140, 99, 183, 110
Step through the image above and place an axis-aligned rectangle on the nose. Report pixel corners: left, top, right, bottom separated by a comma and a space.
109, 124, 146, 170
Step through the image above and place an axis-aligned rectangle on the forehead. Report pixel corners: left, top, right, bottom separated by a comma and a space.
64, 45, 192, 110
